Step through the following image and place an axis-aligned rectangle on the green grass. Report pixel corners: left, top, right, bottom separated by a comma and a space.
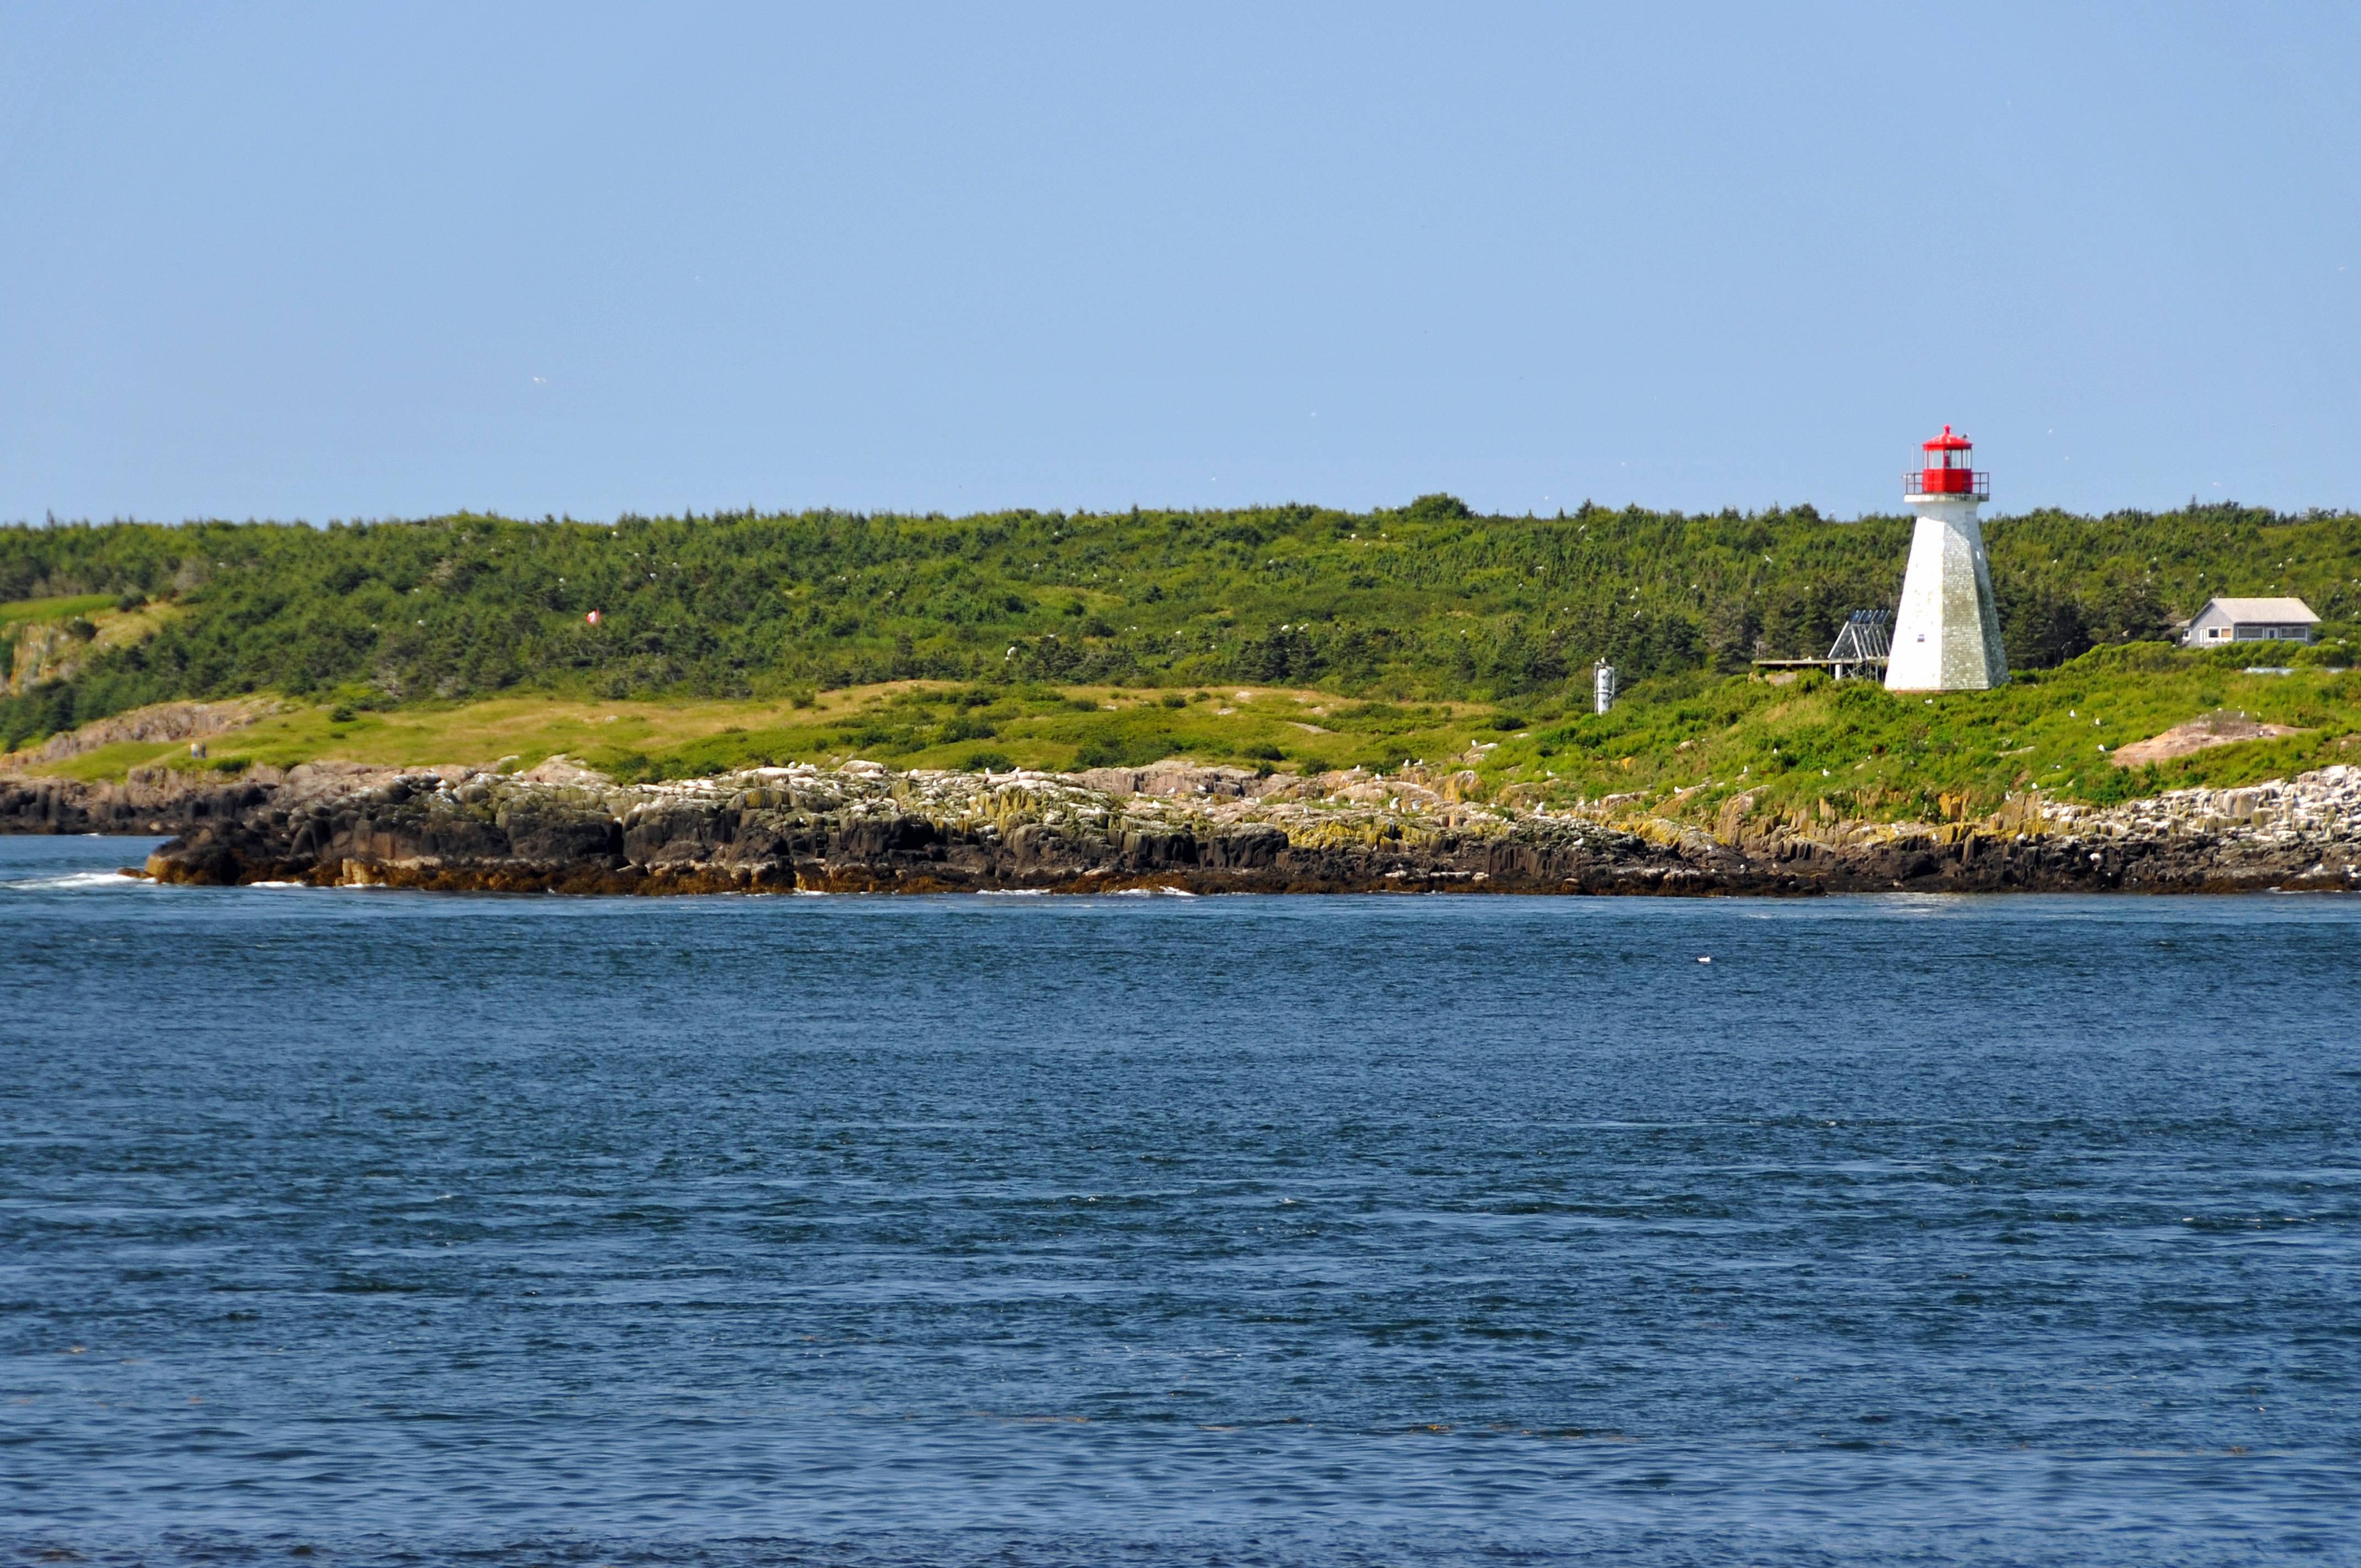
577, 684, 1486, 781
13, 682, 1493, 786
0, 593, 118, 633
1471, 645, 2359, 823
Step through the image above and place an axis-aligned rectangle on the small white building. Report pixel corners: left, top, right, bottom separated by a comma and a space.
2178, 596, 2319, 647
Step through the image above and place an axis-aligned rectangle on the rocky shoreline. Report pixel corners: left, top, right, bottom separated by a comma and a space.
7, 753, 2355, 896
1, 763, 280, 838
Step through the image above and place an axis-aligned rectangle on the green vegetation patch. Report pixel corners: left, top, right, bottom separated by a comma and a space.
567, 684, 1490, 780
1466, 648, 2358, 823
1, 594, 119, 634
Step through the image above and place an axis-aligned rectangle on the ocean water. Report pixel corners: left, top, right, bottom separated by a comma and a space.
2, 835, 2357, 1567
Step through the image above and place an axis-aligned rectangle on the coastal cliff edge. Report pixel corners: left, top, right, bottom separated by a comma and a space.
8, 754, 2351, 896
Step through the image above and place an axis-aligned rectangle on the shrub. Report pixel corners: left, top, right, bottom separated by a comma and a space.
937, 714, 996, 743
1405, 493, 1473, 521
1073, 731, 1174, 769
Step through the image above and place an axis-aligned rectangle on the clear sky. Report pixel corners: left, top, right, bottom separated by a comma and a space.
3, 2, 2355, 524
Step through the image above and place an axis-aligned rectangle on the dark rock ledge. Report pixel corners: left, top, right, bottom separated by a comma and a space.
9, 755, 2359, 896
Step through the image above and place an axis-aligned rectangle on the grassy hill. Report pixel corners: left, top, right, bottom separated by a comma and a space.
4, 496, 2357, 818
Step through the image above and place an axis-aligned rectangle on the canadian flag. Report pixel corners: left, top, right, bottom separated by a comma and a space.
586, 610, 602, 625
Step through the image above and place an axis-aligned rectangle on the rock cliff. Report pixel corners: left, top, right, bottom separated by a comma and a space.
48, 755, 2353, 896
0, 762, 285, 835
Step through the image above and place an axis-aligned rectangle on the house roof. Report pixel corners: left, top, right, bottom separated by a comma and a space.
2196, 596, 2319, 623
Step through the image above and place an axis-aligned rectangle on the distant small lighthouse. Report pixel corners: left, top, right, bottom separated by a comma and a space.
1885, 426, 2008, 692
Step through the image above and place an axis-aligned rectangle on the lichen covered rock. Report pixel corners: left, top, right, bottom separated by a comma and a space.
71, 755, 2361, 896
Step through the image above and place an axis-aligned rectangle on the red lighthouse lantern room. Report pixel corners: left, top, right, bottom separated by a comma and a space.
1910, 425, 1988, 499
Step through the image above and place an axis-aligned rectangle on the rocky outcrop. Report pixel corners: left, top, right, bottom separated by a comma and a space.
2, 604, 179, 698
2110, 709, 2308, 767
3, 698, 283, 766
0, 699, 289, 831
97, 756, 2361, 896
0, 762, 286, 835
2027, 769, 2361, 889
1715, 766, 2361, 893
2, 619, 95, 695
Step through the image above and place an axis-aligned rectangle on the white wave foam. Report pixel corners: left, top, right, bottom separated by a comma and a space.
3, 870, 151, 892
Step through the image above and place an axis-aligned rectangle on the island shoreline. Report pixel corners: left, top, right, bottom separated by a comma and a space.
12, 755, 2353, 899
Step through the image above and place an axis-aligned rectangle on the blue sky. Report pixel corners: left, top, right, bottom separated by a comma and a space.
3, 2, 2354, 524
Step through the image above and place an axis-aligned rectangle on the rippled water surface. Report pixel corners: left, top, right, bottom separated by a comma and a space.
3, 835, 2357, 1565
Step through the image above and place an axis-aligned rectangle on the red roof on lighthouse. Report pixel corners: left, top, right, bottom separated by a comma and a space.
1907, 424, 1988, 498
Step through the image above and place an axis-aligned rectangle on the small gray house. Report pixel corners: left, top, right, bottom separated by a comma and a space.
2178, 596, 2319, 647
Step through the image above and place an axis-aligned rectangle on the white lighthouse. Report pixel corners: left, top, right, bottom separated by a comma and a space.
1885, 426, 2008, 692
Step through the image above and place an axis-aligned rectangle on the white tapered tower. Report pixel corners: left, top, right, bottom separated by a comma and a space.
1885, 426, 2008, 692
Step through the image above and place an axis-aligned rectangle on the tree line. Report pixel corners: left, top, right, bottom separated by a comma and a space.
4, 496, 2353, 750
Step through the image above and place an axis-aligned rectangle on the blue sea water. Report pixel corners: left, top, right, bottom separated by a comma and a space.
1, 835, 2357, 1566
